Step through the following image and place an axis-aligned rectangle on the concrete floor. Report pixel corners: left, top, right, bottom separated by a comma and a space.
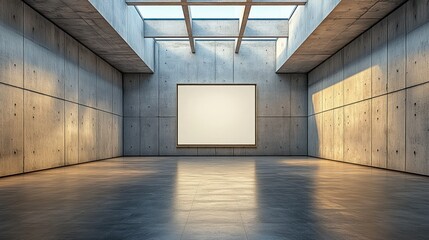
0, 157, 428, 240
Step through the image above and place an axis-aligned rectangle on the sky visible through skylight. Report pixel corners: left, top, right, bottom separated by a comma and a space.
137, 5, 296, 19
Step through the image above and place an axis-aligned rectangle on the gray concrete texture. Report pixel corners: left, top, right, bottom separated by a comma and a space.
276, 0, 407, 73
123, 40, 308, 156
22, 0, 154, 72
0, 0, 123, 177
307, 0, 429, 176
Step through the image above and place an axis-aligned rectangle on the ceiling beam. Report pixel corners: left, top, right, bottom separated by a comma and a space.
181, 0, 196, 53
235, 0, 251, 53
126, 0, 306, 6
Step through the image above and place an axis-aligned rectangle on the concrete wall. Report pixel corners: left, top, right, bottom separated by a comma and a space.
307, 0, 429, 176
0, 0, 123, 177
124, 40, 308, 156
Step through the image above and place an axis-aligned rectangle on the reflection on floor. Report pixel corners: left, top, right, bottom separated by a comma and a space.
0, 156, 428, 240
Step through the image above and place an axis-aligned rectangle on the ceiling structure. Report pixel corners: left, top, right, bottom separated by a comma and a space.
23, 0, 408, 73
127, 0, 306, 53
23, 0, 155, 73
276, 0, 408, 73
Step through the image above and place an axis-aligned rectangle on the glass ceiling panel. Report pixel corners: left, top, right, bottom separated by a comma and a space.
137, 6, 184, 19
249, 6, 296, 19
190, 6, 244, 19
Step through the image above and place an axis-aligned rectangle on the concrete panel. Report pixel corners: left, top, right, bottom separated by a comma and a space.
234, 41, 291, 116
193, 20, 237, 37
333, 107, 344, 161
371, 18, 388, 97
113, 0, 127, 39
139, 43, 157, 117
143, 37, 155, 71
140, 73, 159, 117
371, 95, 387, 168
246, 117, 290, 156
23, 4, 64, 52
195, 41, 216, 83
89, 4, 122, 37
96, 57, 113, 112
123, 74, 140, 117
343, 31, 372, 105
24, 5, 65, 98
0, 0, 23, 88
159, 117, 197, 156
344, 100, 371, 166
158, 41, 196, 117
197, 148, 216, 156
126, 4, 146, 61
112, 69, 123, 116
331, 50, 344, 109
406, 83, 429, 175
290, 117, 307, 156
278, 53, 331, 73
362, 0, 408, 19
78, 105, 97, 163
290, 74, 307, 116
23, 39, 65, 99
308, 114, 322, 157
322, 110, 334, 160
276, 38, 287, 71
245, 19, 288, 37
387, 5, 406, 93
97, 110, 113, 160
144, 20, 188, 38
79, 45, 97, 107
215, 148, 234, 156
124, 117, 140, 156
0, 0, 23, 35
0, 84, 23, 177
215, 41, 234, 83
233, 148, 246, 156
322, 60, 334, 112
307, 66, 320, 86
307, 78, 323, 115
65, 34, 79, 102
112, 115, 123, 157
24, 91, 64, 172
140, 117, 158, 156
406, 0, 429, 87
90, 0, 127, 39
405, 0, 429, 33
65, 102, 79, 165
387, 90, 406, 171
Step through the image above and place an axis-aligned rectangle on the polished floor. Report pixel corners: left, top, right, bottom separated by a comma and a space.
0, 157, 428, 240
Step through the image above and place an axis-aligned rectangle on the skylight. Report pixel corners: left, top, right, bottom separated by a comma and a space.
136, 3, 297, 53
137, 5, 297, 20
137, 6, 184, 19
190, 6, 243, 19
249, 6, 296, 19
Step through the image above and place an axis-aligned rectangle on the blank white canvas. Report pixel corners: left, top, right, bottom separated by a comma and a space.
177, 85, 256, 146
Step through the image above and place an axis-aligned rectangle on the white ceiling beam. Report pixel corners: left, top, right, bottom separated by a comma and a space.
126, 0, 306, 6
